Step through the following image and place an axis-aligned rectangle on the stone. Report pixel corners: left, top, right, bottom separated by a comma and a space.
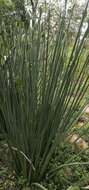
67, 134, 88, 151
84, 106, 89, 115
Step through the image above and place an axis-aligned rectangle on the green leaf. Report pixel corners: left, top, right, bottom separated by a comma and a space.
67, 186, 80, 190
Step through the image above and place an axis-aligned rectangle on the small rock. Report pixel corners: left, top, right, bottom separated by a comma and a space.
77, 122, 84, 127
67, 134, 89, 151
84, 106, 89, 115
67, 134, 79, 143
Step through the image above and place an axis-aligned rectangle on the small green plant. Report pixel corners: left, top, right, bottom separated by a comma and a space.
0, 0, 89, 189
44, 135, 89, 190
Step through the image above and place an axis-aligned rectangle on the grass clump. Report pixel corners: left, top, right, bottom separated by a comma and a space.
0, 1, 89, 189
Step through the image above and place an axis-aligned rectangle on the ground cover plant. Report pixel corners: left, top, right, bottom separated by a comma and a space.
40, 116, 89, 189
0, 0, 89, 189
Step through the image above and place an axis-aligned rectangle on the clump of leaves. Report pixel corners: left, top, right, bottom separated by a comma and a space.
0, 0, 89, 188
